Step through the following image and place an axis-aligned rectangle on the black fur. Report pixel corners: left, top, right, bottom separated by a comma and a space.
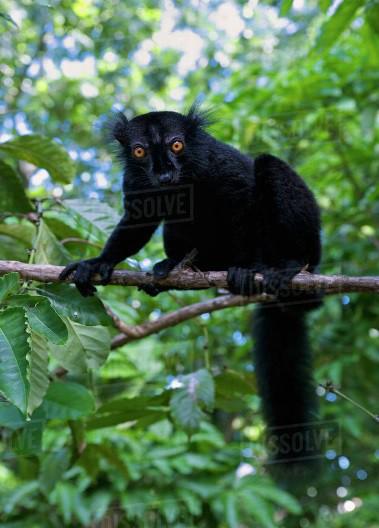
60, 106, 322, 472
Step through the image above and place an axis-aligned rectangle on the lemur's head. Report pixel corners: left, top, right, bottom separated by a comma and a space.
110, 105, 211, 187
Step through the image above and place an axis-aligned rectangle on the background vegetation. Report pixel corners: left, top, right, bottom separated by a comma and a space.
0, 0, 378, 526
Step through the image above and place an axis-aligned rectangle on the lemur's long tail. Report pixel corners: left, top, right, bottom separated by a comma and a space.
253, 302, 319, 472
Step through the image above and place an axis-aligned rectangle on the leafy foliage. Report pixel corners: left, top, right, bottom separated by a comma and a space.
0, 0, 378, 526
0, 135, 75, 183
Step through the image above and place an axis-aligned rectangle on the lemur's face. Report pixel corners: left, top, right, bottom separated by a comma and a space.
112, 108, 208, 187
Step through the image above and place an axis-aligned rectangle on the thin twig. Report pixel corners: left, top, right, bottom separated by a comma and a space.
321, 382, 379, 423
111, 294, 264, 349
105, 305, 142, 338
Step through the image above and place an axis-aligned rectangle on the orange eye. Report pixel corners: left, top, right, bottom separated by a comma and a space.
133, 146, 146, 159
171, 140, 184, 154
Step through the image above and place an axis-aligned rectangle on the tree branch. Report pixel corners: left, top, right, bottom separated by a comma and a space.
1, 260, 379, 293
2, 260, 379, 350
109, 293, 264, 349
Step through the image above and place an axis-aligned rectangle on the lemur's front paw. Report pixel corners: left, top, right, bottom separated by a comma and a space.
138, 259, 179, 297
59, 257, 114, 297
227, 267, 264, 296
152, 258, 179, 279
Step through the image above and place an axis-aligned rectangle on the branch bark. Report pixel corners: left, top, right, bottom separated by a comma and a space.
2, 260, 379, 350
109, 293, 264, 349
1, 260, 379, 293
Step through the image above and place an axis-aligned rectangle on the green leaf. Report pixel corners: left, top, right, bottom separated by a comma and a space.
27, 332, 50, 415
170, 369, 214, 432
47, 319, 87, 374
87, 393, 169, 429
7, 293, 68, 344
97, 392, 169, 414
239, 490, 276, 528
1, 482, 39, 515
280, 0, 292, 17
225, 492, 239, 528
62, 198, 121, 241
313, 0, 365, 53
250, 484, 301, 514
37, 282, 112, 326
71, 322, 110, 369
87, 409, 166, 430
0, 307, 29, 414
26, 299, 68, 345
0, 272, 20, 303
39, 449, 70, 495
0, 401, 25, 429
0, 234, 31, 262
0, 159, 33, 213
319, 0, 332, 13
0, 222, 36, 245
12, 419, 43, 456
0, 135, 75, 183
33, 219, 71, 265
41, 381, 95, 420
216, 369, 255, 396
49, 320, 110, 373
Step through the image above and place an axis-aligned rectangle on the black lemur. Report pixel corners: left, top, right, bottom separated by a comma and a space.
60, 106, 322, 469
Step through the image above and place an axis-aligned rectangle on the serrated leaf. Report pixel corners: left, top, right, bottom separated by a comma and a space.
0, 272, 20, 302
0, 159, 32, 213
37, 282, 112, 326
26, 299, 68, 345
62, 198, 121, 242
48, 319, 87, 374
33, 219, 71, 265
41, 381, 95, 420
0, 135, 75, 183
0, 307, 30, 413
27, 332, 50, 415
49, 320, 110, 373
7, 293, 68, 345
71, 322, 111, 369
6, 293, 47, 307
170, 369, 214, 432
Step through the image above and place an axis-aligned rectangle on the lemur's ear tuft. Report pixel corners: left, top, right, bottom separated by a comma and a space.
105, 111, 129, 146
185, 101, 214, 131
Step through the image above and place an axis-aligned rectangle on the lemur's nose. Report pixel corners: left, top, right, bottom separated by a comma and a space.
159, 173, 172, 184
